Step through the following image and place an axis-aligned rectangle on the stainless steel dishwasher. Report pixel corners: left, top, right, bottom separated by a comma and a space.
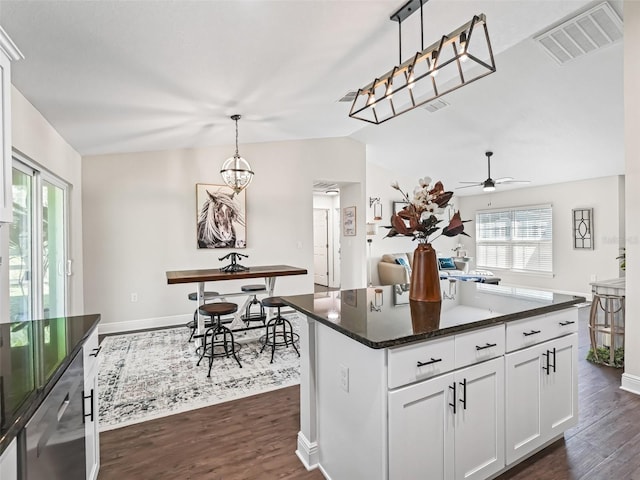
21, 350, 86, 480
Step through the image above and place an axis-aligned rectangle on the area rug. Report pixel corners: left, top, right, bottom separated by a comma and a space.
98, 315, 301, 431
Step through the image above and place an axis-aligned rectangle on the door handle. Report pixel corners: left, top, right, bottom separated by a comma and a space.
449, 382, 457, 414
559, 320, 575, 326
83, 389, 94, 423
417, 357, 442, 367
90, 346, 102, 357
542, 350, 550, 375
57, 393, 70, 422
476, 343, 497, 351
459, 378, 467, 410
523, 330, 541, 337
550, 347, 556, 373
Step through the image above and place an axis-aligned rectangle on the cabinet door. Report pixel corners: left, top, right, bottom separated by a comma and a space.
454, 357, 505, 480
0, 438, 17, 480
541, 333, 578, 439
388, 372, 455, 480
505, 343, 546, 465
84, 364, 100, 480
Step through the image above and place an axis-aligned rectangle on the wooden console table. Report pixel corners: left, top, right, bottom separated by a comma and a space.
166, 265, 308, 338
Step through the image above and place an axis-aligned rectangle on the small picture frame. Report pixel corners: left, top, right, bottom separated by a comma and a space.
343, 206, 356, 236
572, 208, 594, 250
393, 201, 410, 228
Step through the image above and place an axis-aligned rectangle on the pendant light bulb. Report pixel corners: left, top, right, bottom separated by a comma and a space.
459, 32, 469, 62
407, 66, 415, 89
430, 51, 439, 77
220, 114, 254, 194
385, 79, 394, 99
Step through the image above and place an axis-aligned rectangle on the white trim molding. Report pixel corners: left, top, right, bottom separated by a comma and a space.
296, 432, 320, 471
621, 373, 640, 396
0, 27, 24, 60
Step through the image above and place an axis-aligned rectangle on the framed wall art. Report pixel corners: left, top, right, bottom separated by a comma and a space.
393, 201, 410, 228
343, 206, 356, 236
572, 208, 593, 250
196, 184, 246, 249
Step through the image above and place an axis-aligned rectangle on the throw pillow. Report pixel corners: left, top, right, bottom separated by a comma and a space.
438, 257, 457, 270
395, 257, 413, 279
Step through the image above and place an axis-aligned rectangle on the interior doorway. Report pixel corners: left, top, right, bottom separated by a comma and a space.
313, 208, 329, 286
312, 184, 340, 289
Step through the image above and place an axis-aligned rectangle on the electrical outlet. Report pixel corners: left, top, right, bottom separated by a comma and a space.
130, 293, 138, 302
590, 274, 597, 282
339, 364, 349, 392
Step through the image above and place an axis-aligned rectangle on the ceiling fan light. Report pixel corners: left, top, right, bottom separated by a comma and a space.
483, 185, 495, 192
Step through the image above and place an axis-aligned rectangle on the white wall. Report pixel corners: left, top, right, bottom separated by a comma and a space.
0, 87, 83, 321
82, 137, 366, 332
622, 0, 640, 393
458, 176, 623, 298
365, 160, 460, 286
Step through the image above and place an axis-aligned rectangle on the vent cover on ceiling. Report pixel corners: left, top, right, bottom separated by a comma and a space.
534, 2, 622, 65
313, 181, 339, 193
423, 99, 450, 113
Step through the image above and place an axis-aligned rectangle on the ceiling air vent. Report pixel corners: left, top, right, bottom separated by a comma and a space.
423, 99, 450, 113
338, 91, 358, 102
534, 1, 622, 65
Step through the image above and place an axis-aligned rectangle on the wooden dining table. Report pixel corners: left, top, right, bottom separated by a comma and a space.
166, 264, 308, 340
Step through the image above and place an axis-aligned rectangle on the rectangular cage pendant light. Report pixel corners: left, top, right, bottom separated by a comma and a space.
349, 3, 496, 125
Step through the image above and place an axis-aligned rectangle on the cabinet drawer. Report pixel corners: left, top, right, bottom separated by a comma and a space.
455, 324, 505, 369
83, 327, 101, 374
506, 309, 578, 352
388, 336, 455, 389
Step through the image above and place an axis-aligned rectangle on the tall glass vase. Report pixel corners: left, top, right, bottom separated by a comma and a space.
409, 243, 442, 302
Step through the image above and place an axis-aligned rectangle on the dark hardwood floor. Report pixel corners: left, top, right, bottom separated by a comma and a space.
100, 305, 640, 480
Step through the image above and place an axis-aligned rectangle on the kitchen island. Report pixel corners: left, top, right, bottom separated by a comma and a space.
283, 283, 584, 480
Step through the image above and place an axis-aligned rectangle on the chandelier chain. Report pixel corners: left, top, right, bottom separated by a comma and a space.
235, 117, 239, 157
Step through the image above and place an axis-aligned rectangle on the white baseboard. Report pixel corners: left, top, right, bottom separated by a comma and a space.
621, 373, 640, 395
98, 314, 191, 335
296, 432, 320, 471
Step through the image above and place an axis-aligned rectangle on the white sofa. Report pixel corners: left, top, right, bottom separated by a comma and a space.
377, 252, 497, 285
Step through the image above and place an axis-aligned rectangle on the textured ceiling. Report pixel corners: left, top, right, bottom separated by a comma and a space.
0, 0, 624, 193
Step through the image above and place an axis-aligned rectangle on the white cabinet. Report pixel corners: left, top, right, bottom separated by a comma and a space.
505, 332, 578, 465
0, 28, 23, 223
389, 357, 504, 480
83, 328, 101, 480
0, 438, 17, 480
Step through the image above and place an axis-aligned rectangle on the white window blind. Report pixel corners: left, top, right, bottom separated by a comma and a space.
476, 205, 553, 273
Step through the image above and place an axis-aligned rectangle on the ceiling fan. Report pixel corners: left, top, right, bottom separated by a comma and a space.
457, 151, 530, 192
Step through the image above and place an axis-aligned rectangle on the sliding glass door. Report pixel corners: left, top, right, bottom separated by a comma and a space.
42, 180, 67, 319
9, 158, 69, 321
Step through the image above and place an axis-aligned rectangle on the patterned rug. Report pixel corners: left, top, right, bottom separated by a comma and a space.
98, 315, 301, 431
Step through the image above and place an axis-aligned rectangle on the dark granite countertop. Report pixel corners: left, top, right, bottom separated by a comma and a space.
282, 283, 584, 349
0, 314, 101, 454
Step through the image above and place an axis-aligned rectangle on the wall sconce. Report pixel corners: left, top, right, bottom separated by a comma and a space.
369, 197, 383, 221
349, 0, 495, 125
370, 288, 384, 312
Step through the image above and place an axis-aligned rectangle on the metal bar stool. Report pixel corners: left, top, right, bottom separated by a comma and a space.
186, 291, 220, 342
260, 297, 299, 363
588, 293, 625, 367
240, 284, 267, 326
196, 302, 242, 375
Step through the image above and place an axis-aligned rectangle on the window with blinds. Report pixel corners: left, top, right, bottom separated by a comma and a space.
476, 205, 553, 273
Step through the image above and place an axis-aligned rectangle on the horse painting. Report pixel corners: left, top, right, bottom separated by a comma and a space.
196, 187, 246, 249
